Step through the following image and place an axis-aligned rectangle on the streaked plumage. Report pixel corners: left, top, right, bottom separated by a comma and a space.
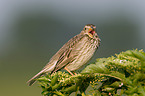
27, 24, 100, 86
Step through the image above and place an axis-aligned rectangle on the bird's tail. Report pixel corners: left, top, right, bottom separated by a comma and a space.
27, 61, 57, 86
27, 70, 45, 86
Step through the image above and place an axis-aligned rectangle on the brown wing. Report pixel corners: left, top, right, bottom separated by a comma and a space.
43, 33, 84, 72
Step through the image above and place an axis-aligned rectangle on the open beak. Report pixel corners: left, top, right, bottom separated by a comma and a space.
88, 27, 95, 35
86, 27, 96, 38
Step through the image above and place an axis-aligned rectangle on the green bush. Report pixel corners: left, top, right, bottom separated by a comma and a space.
37, 49, 145, 96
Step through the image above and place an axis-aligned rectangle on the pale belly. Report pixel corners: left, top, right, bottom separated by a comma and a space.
66, 36, 97, 71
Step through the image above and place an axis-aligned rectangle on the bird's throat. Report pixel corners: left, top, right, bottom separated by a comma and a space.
87, 33, 93, 38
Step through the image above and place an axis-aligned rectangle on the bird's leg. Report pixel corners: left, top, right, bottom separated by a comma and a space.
64, 67, 74, 76
72, 71, 77, 75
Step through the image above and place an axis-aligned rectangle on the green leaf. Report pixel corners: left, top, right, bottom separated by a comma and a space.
37, 76, 51, 82
110, 81, 122, 88
81, 59, 109, 74
103, 86, 115, 92
131, 50, 145, 61
52, 83, 61, 90
138, 85, 145, 95
51, 72, 58, 86
61, 85, 77, 93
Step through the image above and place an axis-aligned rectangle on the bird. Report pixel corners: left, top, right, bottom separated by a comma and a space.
27, 24, 101, 86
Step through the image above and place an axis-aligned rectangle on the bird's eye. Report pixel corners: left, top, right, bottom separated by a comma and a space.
84, 28, 86, 30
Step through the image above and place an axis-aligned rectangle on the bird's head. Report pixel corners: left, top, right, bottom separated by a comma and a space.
82, 24, 97, 38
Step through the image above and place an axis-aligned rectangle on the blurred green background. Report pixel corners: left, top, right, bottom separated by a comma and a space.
0, 0, 145, 96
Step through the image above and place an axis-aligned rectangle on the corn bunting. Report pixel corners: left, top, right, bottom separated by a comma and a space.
27, 24, 100, 86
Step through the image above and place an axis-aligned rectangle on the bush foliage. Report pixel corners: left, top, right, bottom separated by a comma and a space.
37, 49, 145, 96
